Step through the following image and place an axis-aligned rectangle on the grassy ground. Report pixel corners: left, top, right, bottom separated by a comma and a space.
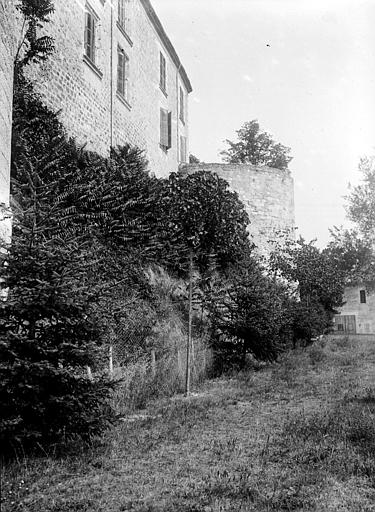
2, 334, 375, 511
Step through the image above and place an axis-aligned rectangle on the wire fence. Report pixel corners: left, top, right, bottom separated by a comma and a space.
88, 291, 213, 410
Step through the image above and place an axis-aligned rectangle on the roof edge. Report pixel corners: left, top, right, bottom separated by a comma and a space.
140, 0, 193, 93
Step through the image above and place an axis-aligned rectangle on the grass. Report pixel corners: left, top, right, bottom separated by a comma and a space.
2, 334, 375, 511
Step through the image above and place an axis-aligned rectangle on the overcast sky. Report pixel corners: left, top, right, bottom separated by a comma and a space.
152, 0, 375, 246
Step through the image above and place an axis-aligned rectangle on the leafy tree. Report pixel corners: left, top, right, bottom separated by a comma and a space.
220, 120, 292, 170
327, 227, 375, 288
156, 171, 252, 275
346, 156, 375, 242
270, 238, 345, 343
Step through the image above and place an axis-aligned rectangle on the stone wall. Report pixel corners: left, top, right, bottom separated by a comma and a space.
0, 0, 15, 209
0, 0, 16, 242
26, 0, 190, 178
180, 163, 295, 257
334, 286, 375, 334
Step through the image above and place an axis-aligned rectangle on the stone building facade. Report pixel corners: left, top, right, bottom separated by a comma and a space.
25, 0, 192, 177
334, 286, 375, 335
180, 163, 295, 257
0, 0, 16, 242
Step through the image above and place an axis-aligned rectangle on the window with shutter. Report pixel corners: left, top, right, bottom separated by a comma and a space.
118, 0, 130, 34
84, 10, 96, 63
160, 52, 166, 93
160, 108, 172, 150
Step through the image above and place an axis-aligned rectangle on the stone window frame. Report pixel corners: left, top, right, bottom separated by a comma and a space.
83, 3, 103, 78
360, 289, 366, 304
117, 0, 133, 46
116, 45, 131, 109
159, 52, 167, 96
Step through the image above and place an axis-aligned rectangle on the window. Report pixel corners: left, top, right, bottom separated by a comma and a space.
179, 87, 185, 123
117, 46, 129, 102
360, 289, 366, 304
84, 8, 97, 63
180, 135, 187, 162
118, 0, 130, 33
160, 52, 166, 93
160, 108, 171, 150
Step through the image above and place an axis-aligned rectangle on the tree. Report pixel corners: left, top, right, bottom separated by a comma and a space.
270, 238, 345, 343
346, 156, 375, 243
220, 120, 292, 170
327, 227, 375, 288
155, 171, 252, 276
210, 259, 292, 371
1, 134, 115, 452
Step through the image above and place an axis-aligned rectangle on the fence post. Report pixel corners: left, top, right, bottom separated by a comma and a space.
109, 345, 113, 376
86, 366, 93, 381
151, 348, 156, 377
185, 249, 193, 396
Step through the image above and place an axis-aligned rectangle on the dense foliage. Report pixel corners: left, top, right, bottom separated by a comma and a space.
156, 171, 252, 275
220, 120, 293, 170
209, 259, 293, 373
270, 238, 345, 342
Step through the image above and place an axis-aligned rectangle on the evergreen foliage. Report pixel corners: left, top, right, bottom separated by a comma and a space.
210, 259, 292, 372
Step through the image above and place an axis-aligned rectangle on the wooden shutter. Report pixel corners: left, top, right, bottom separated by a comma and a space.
85, 12, 95, 62
160, 108, 168, 147
167, 111, 172, 149
180, 136, 186, 162
160, 53, 166, 91
179, 87, 184, 122
117, 48, 124, 95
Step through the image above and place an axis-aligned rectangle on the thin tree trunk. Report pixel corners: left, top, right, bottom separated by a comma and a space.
185, 249, 193, 396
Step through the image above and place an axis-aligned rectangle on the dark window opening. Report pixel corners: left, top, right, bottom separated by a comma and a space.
360, 289, 366, 303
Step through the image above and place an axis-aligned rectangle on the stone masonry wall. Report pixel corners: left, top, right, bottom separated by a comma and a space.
0, 0, 16, 242
0, 0, 15, 209
180, 163, 295, 257
26, 0, 190, 178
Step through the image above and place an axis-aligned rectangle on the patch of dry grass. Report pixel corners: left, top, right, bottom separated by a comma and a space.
3, 335, 375, 512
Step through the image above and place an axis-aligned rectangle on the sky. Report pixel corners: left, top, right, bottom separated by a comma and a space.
151, 0, 375, 247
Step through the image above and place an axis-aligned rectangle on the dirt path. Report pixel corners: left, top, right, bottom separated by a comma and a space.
3, 335, 375, 512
